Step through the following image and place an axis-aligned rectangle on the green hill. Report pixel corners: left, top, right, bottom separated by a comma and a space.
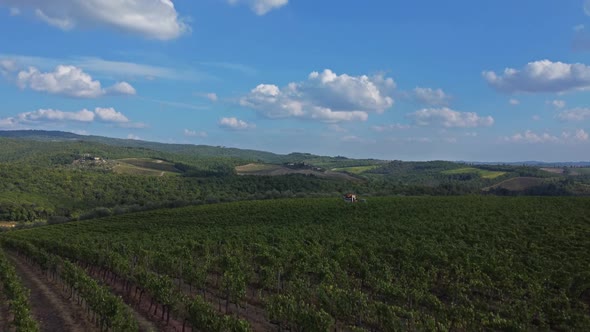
0, 130, 588, 223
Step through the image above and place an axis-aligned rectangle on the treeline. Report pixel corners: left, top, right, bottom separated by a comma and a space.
0, 137, 246, 171
3, 159, 586, 223
0, 159, 502, 223
1, 135, 588, 223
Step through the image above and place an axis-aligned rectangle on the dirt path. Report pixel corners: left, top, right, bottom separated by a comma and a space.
8, 254, 98, 332
0, 292, 12, 331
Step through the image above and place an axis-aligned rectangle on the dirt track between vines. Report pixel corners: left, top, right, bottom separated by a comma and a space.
7, 253, 98, 332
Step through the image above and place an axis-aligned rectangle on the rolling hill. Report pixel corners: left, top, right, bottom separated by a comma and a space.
0, 130, 589, 224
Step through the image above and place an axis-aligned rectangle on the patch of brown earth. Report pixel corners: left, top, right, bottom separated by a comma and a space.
8, 254, 98, 332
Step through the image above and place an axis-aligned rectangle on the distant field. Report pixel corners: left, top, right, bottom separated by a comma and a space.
575, 168, 590, 175
113, 158, 181, 176
236, 163, 360, 181
541, 167, 565, 174
331, 165, 380, 174
442, 167, 507, 179
540, 167, 583, 176
486, 176, 545, 191
235, 163, 282, 173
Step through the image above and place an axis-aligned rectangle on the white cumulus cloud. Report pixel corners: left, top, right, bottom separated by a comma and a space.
206, 93, 218, 102
558, 108, 590, 121
19, 109, 95, 123
408, 107, 494, 128
0, 0, 188, 40
0, 118, 17, 128
0, 59, 17, 76
94, 107, 129, 123
219, 117, 256, 130
504, 129, 588, 144
340, 135, 375, 144
240, 69, 395, 123
509, 98, 520, 105
483, 60, 590, 93
107, 82, 136, 96
0, 107, 137, 129
184, 129, 208, 138
228, 0, 288, 15
413, 87, 451, 106
15, 65, 136, 98
371, 123, 411, 132
575, 129, 589, 141
504, 130, 559, 143
548, 100, 566, 109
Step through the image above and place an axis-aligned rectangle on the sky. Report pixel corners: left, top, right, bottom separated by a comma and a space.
0, 0, 589, 162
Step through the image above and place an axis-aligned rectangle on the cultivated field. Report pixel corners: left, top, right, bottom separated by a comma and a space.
236, 163, 360, 181
485, 176, 546, 191
113, 158, 181, 176
442, 167, 507, 179
331, 165, 380, 174
2, 197, 590, 331
575, 167, 590, 175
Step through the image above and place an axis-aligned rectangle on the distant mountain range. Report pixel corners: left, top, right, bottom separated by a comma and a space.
0, 130, 311, 164
1, 130, 589, 166
466, 161, 590, 167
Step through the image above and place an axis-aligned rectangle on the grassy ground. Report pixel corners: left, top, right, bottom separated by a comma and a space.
331, 165, 380, 174
575, 168, 590, 175
113, 158, 181, 176
485, 176, 546, 191
442, 167, 507, 179
235, 163, 283, 173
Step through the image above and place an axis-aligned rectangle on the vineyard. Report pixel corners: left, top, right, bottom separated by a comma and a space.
1, 197, 590, 331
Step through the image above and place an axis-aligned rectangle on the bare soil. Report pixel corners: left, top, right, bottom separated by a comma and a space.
541, 167, 565, 174
198, 275, 274, 331
84, 264, 275, 331
7, 253, 98, 332
83, 267, 180, 332
540, 167, 580, 175
484, 177, 545, 192
236, 163, 361, 182
0, 291, 13, 331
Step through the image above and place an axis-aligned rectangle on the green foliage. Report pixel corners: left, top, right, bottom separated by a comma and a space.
442, 167, 506, 179
187, 295, 251, 332
2, 240, 138, 331
0, 249, 39, 331
2, 197, 590, 330
0, 131, 588, 225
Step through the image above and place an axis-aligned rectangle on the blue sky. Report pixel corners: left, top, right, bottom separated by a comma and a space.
1, 0, 590, 161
